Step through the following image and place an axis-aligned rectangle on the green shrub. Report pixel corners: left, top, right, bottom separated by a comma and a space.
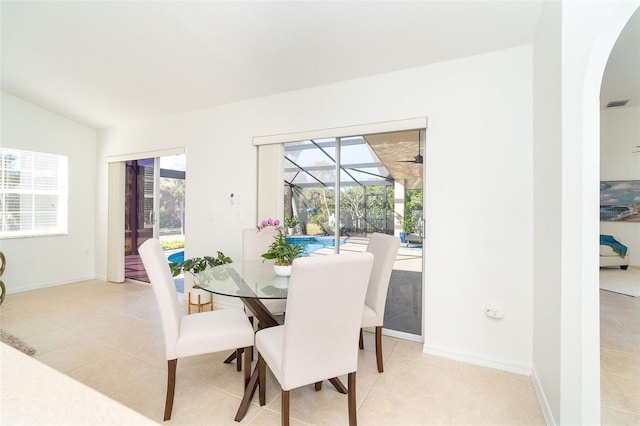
160, 239, 185, 250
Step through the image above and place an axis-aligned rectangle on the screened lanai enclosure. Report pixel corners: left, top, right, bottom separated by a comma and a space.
282, 130, 425, 340
283, 132, 424, 239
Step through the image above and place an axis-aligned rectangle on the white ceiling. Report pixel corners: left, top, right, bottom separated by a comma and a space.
601, 6, 640, 109
1, 0, 545, 130
1, 1, 637, 131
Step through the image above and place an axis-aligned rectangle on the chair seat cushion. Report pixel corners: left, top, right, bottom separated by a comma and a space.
176, 309, 254, 359
361, 303, 379, 328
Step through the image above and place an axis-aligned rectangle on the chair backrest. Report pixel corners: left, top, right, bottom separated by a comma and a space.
365, 233, 401, 320
280, 252, 374, 390
242, 227, 279, 261
139, 238, 181, 360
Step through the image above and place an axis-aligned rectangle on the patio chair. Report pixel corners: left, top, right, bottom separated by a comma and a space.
405, 233, 422, 247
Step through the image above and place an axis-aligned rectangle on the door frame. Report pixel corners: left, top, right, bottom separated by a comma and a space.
106, 147, 184, 283
255, 118, 427, 342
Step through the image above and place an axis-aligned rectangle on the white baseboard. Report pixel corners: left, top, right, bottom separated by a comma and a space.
6, 275, 98, 294
422, 343, 532, 376
531, 366, 556, 426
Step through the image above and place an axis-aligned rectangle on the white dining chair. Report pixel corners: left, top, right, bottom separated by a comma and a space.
255, 252, 374, 426
359, 232, 401, 373
242, 227, 287, 318
139, 238, 255, 421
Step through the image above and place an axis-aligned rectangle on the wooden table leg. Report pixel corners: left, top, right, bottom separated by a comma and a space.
233, 294, 281, 422
223, 351, 238, 364
315, 378, 348, 394
224, 289, 279, 369
234, 362, 260, 422
328, 377, 348, 394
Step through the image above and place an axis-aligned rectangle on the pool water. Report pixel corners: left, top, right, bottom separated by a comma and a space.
285, 236, 345, 255
167, 251, 184, 263
166, 236, 344, 264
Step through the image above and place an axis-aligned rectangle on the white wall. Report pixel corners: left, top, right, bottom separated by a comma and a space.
532, 1, 639, 425
532, 1, 563, 422
600, 105, 640, 265
0, 92, 97, 293
97, 46, 535, 372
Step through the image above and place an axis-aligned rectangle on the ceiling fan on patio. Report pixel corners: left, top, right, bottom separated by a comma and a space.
396, 129, 423, 165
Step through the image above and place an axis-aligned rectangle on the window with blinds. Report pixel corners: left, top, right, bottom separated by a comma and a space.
0, 148, 68, 238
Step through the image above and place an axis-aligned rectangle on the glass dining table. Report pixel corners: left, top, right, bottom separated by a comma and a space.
194, 260, 289, 328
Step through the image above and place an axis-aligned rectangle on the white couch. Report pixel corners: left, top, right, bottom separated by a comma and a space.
600, 243, 630, 269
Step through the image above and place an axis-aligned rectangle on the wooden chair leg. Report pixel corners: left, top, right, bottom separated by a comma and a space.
164, 359, 177, 421
243, 346, 252, 388
375, 326, 383, 373
314, 381, 322, 391
282, 390, 290, 426
359, 328, 364, 349
258, 354, 266, 406
236, 348, 243, 372
348, 372, 357, 426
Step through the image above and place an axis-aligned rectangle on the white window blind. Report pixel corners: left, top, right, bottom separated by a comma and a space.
1, 148, 68, 238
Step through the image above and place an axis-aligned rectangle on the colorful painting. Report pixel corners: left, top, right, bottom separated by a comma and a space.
600, 180, 640, 222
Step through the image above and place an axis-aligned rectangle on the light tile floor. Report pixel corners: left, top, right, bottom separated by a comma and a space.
599, 289, 640, 425
0, 280, 635, 425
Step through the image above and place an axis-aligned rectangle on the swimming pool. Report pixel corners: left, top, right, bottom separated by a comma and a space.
285, 236, 345, 255
166, 236, 344, 264
167, 251, 184, 263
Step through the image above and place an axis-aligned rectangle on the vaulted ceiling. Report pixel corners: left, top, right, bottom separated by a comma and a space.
2, 1, 547, 130
1, 1, 637, 182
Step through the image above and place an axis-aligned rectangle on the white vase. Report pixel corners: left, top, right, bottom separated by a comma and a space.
273, 275, 289, 288
288, 227, 295, 235
273, 264, 292, 277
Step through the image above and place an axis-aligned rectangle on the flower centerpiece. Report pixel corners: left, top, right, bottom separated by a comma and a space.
257, 218, 306, 276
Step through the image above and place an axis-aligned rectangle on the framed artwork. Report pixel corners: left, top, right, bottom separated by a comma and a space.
600, 180, 640, 222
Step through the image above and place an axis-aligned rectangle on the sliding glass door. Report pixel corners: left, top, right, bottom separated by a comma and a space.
282, 131, 424, 340
123, 155, 186, 283
124, 158, 158, 281
284, 137, 395, 240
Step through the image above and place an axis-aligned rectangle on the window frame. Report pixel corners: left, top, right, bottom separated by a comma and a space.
0, 147, 69, 239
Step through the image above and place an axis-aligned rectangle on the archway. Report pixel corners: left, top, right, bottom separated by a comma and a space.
582, 2, 640, 423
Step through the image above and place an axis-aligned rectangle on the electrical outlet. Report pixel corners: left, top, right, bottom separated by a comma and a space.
229, 193, 242, 205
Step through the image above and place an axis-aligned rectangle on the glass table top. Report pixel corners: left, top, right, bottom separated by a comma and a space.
193, 260, 289, 299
